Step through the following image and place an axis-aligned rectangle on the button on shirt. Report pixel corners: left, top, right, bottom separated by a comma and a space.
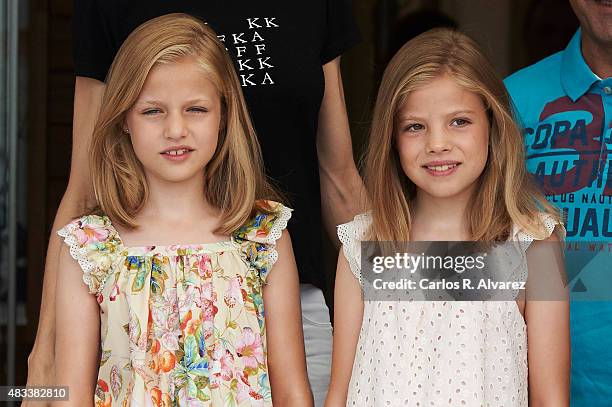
505, 29, 612, 406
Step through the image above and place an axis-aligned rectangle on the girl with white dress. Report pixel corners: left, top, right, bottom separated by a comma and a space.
325, 28, 570, 407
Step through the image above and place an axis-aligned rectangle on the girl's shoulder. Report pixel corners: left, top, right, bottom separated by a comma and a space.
232, 200, 292, 245
336, 212, 373, 285
510, 212, 565, 249
231, 200, 293, 282
337, 212, 373, 244
57, 214, 123, 296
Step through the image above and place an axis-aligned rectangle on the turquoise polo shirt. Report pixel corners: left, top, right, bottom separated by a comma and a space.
505, 29, 611, 406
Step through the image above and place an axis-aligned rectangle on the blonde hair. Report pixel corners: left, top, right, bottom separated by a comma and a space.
89, 13, 281, 232
364, 28, 560, 241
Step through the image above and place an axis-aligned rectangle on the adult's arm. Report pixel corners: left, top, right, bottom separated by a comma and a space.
24, 77, 105, 405
317, 57, 367, 245
264, 231, 314, 406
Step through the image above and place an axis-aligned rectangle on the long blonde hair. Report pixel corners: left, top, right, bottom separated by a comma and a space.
364, 28, 560, 241
89, 13, 281, 232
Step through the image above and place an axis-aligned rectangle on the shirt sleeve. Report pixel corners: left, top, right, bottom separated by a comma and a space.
320, 0, 362, 64
73, 0, 116, 82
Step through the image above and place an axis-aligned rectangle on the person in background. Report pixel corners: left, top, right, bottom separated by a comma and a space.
25, 2, 365, 406
505, 0, 612, 405
521, 0, 577, 65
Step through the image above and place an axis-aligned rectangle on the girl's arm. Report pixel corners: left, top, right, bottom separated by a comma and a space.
325, 251, 363, 407
263, 231, 313, 406
53, 245, 101, 407
526, 226, 570, 407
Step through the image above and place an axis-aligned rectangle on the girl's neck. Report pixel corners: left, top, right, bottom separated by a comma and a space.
113, 173, 229, 248
137, 174, 215, 223
409, 190, 472, 241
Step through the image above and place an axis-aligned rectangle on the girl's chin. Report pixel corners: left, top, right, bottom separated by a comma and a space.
144, 169, 207, 185
414, 184, 478, 201
420, 190, 465, 200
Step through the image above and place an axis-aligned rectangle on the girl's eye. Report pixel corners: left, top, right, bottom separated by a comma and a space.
142, 108, 162, 115
451, 118, 471, 127
403, 123, 424, 132
188, 107, 208, 113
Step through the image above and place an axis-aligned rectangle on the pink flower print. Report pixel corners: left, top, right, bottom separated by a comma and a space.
178, 286, 197, 316
159, 288, 177, 314
151, 308, 180, 351
210, 344, 236, 387
224, 277, 243, 308
194, 282, 218, 340
75, 222, 110, 245
176, 387, 207, 407
109, 283, 120, 301
184, 312, 201, 336
197, 282, 218, 321
151, 288, 181, 351
196, 255, 213, 279
209, 345, 223, 389
159, 326, 181, 351
220, 349, 235, 381
235, 327, 264, 369
235, 371, 264, 406
236, 372, 250, 404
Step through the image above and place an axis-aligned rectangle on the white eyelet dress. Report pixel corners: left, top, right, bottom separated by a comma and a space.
336, 213, 563, 407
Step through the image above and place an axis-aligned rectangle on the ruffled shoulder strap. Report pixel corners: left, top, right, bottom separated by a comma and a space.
232, 200, 292, 283
503, 212, 565, 287
512, 212, 565, 252
57, 214, 123, 296
337, 212, 372, 285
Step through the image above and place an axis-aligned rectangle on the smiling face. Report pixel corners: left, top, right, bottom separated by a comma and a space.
395, 74, 490, 202
124, 56, 222, 185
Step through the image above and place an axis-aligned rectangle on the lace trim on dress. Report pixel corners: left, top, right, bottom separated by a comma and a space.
233, 202, 293, 284
261, 203, 292, 267
57, 219, 115, 296
337, 212, 372, 286
57, 221, 97, 292
338, 212, 563, 289
513, 213, 563, 251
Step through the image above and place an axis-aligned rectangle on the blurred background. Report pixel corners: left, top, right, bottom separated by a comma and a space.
0, 0, 579, 387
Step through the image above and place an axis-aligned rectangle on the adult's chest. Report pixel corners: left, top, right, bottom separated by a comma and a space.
112, 1, 327, 105
522, 92, 611, 196
207, 2, 328, 136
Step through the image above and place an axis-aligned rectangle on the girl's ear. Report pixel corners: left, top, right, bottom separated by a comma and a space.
121, 117, 130, 135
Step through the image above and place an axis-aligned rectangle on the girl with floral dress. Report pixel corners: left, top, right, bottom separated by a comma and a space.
325, 29, 570, 407
54, 14, 312, 407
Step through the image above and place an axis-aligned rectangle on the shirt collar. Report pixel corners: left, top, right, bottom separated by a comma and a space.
561, 28, 600, 102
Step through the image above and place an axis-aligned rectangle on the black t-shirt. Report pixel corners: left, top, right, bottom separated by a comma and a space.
73, 0, 361, 291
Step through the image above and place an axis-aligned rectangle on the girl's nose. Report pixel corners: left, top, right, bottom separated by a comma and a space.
164, 111, 188, 140
425, 131, 452, 154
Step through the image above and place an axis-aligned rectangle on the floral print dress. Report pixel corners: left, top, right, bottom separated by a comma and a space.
58, 200, 291, 407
